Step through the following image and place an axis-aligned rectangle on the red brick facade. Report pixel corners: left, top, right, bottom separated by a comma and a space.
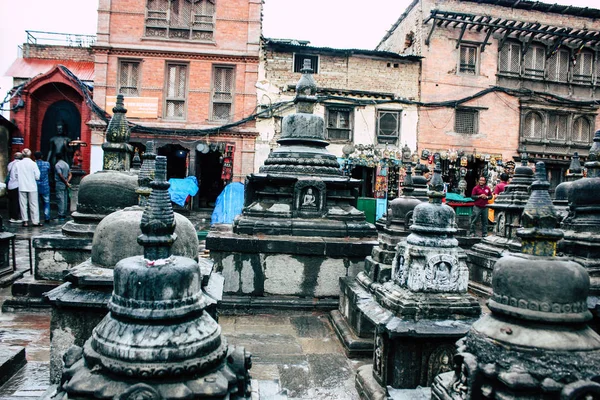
93, 0, 261, 206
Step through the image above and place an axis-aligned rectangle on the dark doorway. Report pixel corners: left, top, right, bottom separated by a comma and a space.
351, 166, 375, 197
196, 149, 224, 208
157, 144, 188, 179
41, 100, 80, 159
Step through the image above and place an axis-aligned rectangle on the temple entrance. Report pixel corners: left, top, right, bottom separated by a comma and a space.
195, 147, 224, 208
157, 144, 188, 179
41, 100, 80, 160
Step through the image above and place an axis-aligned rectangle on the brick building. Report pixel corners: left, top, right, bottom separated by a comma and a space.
256, 38, 421, 204
93, 0, 261, 208
378, 0, 600, 193
5, 32, 96, 172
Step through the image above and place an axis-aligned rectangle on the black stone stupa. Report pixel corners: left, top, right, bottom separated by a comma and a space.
53, 156, 252, 399
206, 60, 376, 303
553, 152, 583, 220
432, 162, 600, 400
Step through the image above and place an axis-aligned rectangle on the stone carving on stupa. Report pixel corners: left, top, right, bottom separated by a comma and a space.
432, 162, 600, 400
52, 156, 251, 399
466, 152, 534, 296
559, 130, 600, 327
206, 60, 376, 302
351, 163, 481, 398
333, 165, 423, 356
553, 152, 583, 220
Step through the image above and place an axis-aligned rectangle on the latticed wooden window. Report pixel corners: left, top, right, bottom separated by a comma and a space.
573, 51, 594, 84
572, 117, 591, 143
523, 112, 543, 140
118, 61, 140, 96
459, 45, 477, 75
523, 45, 545, 79
547, 49, 570, 82
499, 42, 521, 75
326, 107, 352, 141
548, 113, 568, 141
145, 0, 215, 41
455, 109, 478, 134
376, 110, 400, 144
164, 63, 187, 119
212, 66, 234, 121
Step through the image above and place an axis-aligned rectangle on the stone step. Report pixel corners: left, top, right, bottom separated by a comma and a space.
11, 275, 62, 298
0, 346, 26, 387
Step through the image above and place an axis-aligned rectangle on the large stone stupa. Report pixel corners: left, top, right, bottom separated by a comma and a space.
466, 153, 534, 296
553, 152, 583, 220
206, 60, 377, 304
353, 163, 481, 398
432, 162, 600, 400
52, 156, 252, 399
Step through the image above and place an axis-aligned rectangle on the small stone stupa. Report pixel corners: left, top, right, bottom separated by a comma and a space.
432, 162, 600, 400
560, 130, 600, 326
553, 152, 583, 220
466, 153, 534, 296
353, 163, 481, 397
206, 60, 376, 303
332, 165, 422, 356
53, 156, 252, 399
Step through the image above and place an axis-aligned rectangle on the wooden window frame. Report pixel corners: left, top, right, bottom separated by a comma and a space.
293, 54, 319, 74
454, 108, 479, 134
376, 109, 401, 145
325, 105, 353, 142
118, 59, 141, 97
522, 111, 544, 141
145, 0, 216, 41
163, 61, 189, 120
458, 44, 478, 75
498, 42, 521, 76
210, 64, 236, 122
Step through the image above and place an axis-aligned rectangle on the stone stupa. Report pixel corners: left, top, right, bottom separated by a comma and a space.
206, 60, 377, 305
466, 153, 534, 296
353, 163, 481, 398
332, 165, 422, 356
432, 162, 600, 399
553, 152, 583, 220
52, 156, 252, 399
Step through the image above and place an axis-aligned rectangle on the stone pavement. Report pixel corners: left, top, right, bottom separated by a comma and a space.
0, 209, 373, 400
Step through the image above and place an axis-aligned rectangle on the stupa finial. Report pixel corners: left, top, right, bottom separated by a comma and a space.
517, 162, 563, 256
105, 93, 131, 144
295, 59, 318, 113
585, 130, 600, 178
402, 164, 415, 195
138, 155, 177, 260
569, 151, 583, 175
427, 162, 445, 204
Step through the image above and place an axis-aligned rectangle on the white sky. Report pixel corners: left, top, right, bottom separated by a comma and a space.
0, 0, 597, 112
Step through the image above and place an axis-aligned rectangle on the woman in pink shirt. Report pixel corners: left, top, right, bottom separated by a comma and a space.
470, 176, 492, 237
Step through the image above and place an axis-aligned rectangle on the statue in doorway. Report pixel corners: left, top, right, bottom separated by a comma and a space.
47, 121, 72, 168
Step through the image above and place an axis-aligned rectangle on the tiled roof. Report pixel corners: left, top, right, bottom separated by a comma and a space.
5, 58, 94, 81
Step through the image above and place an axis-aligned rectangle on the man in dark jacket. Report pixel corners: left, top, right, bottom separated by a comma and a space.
470, 176, 492, 237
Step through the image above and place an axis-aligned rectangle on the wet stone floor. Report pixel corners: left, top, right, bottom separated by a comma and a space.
0, 282, 370, 400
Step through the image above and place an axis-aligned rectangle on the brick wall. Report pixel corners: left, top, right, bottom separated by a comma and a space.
23, 44, 94, 62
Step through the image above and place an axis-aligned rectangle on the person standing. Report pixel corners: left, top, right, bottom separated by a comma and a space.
14, 148, 41, 227
7, 152, 23, 223
493, 173, 510, 197
469, 176, 492, 237
34, 151, 51, 223
54, 153, 71, 220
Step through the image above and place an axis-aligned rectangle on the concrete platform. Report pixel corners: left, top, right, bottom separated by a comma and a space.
0, 346, 26, 387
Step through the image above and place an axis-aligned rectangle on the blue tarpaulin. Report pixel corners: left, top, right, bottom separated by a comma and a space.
211, 182, 245, 224
168, 176, 199, 207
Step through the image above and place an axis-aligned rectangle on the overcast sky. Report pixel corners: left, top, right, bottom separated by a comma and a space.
0, 0, 597, 112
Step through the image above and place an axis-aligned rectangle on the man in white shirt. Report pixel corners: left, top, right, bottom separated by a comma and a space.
14, 148, 41, 227
7, 152, 23, 223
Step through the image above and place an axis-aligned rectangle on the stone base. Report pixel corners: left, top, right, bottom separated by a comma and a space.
207, 231, 376, 298
466, 236, 518, 298
219, 294, 338, 313
330, 309, 374, 358
32, 234, 92, 281
356, 365, 432, 400
0, 345, 26, 387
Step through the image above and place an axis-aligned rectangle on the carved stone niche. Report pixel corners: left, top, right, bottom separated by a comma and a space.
294, 180, 326, 218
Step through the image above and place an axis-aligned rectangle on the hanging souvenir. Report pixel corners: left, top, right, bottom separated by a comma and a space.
441, 151, 448, 160
460, 156, 468, 166
434, 152, 441, 163
421, 149, 430, 160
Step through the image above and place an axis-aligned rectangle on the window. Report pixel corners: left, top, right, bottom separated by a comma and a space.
573, 117, 591, 143
459, 45, 477, 75
294, 54, 319, 73
523, 112, 543, 140
118, 60, 140, 96
548, 113, 568, 141
573, 51, 594, 84
454, 109, 478, 134
211, 65, 235, 121
326, 106, 352, 141
547, 49, 570, 82
164, 63, 188, 119
376, 110, 401, 144
145, 0, 215, 41
523, 45, 545, 79
498, 42, 521, 76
